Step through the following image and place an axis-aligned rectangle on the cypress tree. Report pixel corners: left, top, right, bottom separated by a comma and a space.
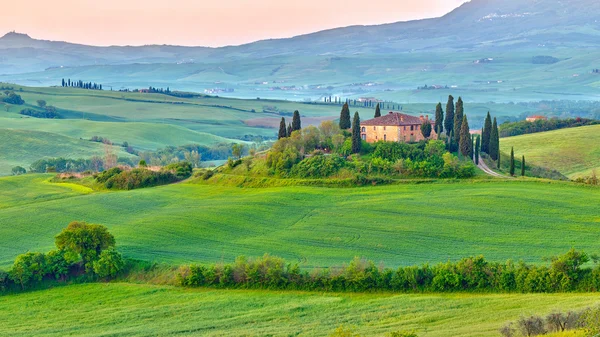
510, 147, 515, 176
434, 103, 444, 135
521, 156, 526, 177
481, 112, 492, 154
375, 103, 381, 118
351, 112, 361, 154
475, 135, 481, 165
444, 95, 454, 136
421, 120, 432, 139
497, 151, 501, 169
459, 115, 471, 158
292, 110, 301, 131
453, 97, 464, 143
287, 123, 293, 137
278, 118, 287, 139
489, 118, 500, 161
339, 103, 351, 129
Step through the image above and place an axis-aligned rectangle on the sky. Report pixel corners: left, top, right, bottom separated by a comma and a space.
1, 0, 468, 47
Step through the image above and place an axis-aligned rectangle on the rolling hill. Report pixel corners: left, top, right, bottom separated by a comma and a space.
500, 125, 600, 178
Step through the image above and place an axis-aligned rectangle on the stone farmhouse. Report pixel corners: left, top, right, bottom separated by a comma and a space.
361, 112, 437, 143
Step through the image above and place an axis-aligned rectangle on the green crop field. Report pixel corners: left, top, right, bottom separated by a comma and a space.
0, 283, 598, 336
501, 125, 600, 178
1, 174, 599, 269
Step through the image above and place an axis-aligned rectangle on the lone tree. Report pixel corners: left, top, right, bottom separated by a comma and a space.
475, 135, 481, 165
375, 103, 381, 118
481, 112, 492, 154
489, 117, 500, 161
421, 120, 432, 139
339, 103, 351, 129
278, 117, 287, 139
510, 147, 515, 176
55, 221, 116, 272
453, 97, 464, 144
459, 115, 472, 158
351, 112, 361, 154
521, 156, 526, 176
292, 110, 301, 131
444, 95, 455, 137
36, 100, 47, 108
434, 103, 444, 135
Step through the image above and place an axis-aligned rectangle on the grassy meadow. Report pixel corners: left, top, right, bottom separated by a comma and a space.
0, 283, 598, 336
501, 125, 600, 178
0, 174, 599, 269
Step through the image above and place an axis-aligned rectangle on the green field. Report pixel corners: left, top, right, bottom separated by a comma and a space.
501, 125, 600, 178
0, 283, 598, 336
1, 174, 599, 269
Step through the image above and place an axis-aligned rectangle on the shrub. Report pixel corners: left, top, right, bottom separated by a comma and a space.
0, 269, 10, 292
45, 250, 71, 280
11, 166, 26, 175
163, 161, 193, 179
290, 154, 346, 178
55, 221, 116, 272
517, 315, 546, 337
20, 107, 60, 119
2, 92, 24, 105
95, 167, 123, 183
9, 252, 47, 290
104, 168, 180, 190
93, 248, 125, 278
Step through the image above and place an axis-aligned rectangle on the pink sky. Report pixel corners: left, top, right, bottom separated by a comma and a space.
2, 0, 467, 47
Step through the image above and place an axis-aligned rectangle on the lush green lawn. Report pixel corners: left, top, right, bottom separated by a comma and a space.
1, 174, 598, 269
0, 283, 598, 336
501, 125, 600, 178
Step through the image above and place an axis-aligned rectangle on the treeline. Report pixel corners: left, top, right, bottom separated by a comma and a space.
138, 143, 239, 167
61, 78, 102, 90
95, 162, 192, 190
499, 118, 600, 138
29, 157, 137, 174
500, 308, 600, 337
0, 222, 124, 292
1, 91, 25, 105
179, 249, 600, 294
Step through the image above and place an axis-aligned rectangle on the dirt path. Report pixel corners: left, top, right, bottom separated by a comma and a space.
476, 155, 512, 179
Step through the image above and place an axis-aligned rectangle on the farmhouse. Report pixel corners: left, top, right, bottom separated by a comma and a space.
526, 115, 548, 122
361, 112, 436, 143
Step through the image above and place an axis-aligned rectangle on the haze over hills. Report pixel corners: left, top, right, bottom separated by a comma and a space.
2, 0, 600, 101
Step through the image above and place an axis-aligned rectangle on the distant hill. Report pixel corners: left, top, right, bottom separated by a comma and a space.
2, 0, 600, 101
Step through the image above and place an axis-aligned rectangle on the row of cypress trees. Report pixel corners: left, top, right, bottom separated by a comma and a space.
278, 111, 302, 139
339, 103, 362, 154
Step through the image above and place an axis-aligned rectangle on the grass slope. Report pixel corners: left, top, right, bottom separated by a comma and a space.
501, 125, 600, 178
0, 175, 599, 268
0, 283, 598, 336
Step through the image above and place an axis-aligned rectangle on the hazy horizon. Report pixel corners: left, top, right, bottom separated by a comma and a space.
1, 0, 467, 47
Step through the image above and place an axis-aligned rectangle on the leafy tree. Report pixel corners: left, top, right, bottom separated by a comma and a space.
421, 120, 432, 138
45, 249, 71, 280
481, 112, 492, 154
9, 252, 46, 290
444, 95, 454, 136
292, 110, 301, 131
489, 118, 500, 161
339, 103, 351, 129
36, 100, 47, 108
434, 103, 444, 135
93, 248, 125, 278
509, 147, 515, 176
278, 117, 287, 139
2, 92, 24, 105
232, 144, 245, 160
11, 166, 26, 175
374, 103, 381, 118
138, 160, 147, 167
475, 135, 480, 165
351, 112, 361, 154
521, 156, 525, 176
459, 115, 471, 158
55, 222, 116, 272
453, 97, 464, 143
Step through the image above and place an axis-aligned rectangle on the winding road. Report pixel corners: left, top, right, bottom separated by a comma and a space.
476, 155, 512, 179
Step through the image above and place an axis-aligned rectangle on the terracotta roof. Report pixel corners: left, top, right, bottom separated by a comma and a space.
362, 112, 431, 126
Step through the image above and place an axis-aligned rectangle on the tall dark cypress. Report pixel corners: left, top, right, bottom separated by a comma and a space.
453, 97, 464, 143
475, 135, 481, 165
287, 123, 293, 137
510, 147, 515, 176
434, 103, 444, 135
278, 118, 287, 139
339, 103, 351, 129
459, 115, 471, 158
351, 112, 361, 154
444, 95, 455, 137
292, 110, 301, 131
489, 118, 500, 161
375, 103, 381, 118
521, 156, 526, 177
481, 112, 492, 154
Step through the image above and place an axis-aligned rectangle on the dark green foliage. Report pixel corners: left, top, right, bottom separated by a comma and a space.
292, 110, 301, 131
278, 117, 287, 139
459, 115, 471, 158
11, 166, 26, 175
93, 248, 125, 278
421, 120, 432, 138
139, 143, 239, 164
20, 107, 60, 119
104, 168, 181, 190
375, 103, 381, 118
287, 123, 293, 137
55, 221, 116, 272
95, 167, 123, 183
510, 147, 515, 176
45, 250, 71, 280
453, 97, 464, 142
290, 154, 346, 178
2, 92, 24, 105
521, 156, 525, 176
8, 252, 46, 290
351, 112, 361, 154
163, 161, 193, 179
489, 118, 500, 161
339, 103, 351, 129
30, 157, 135, 174
139, 160, 147, 167
444, 95, 454, 136
434, 103, 444, 135
498, 118, 600, 138
475, 136, 480, 165
481, 112, 492, 154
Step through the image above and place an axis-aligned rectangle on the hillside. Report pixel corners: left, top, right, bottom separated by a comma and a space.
0, 283, 597, 336
1, 174, 598, 268
500, 125, 600, 178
